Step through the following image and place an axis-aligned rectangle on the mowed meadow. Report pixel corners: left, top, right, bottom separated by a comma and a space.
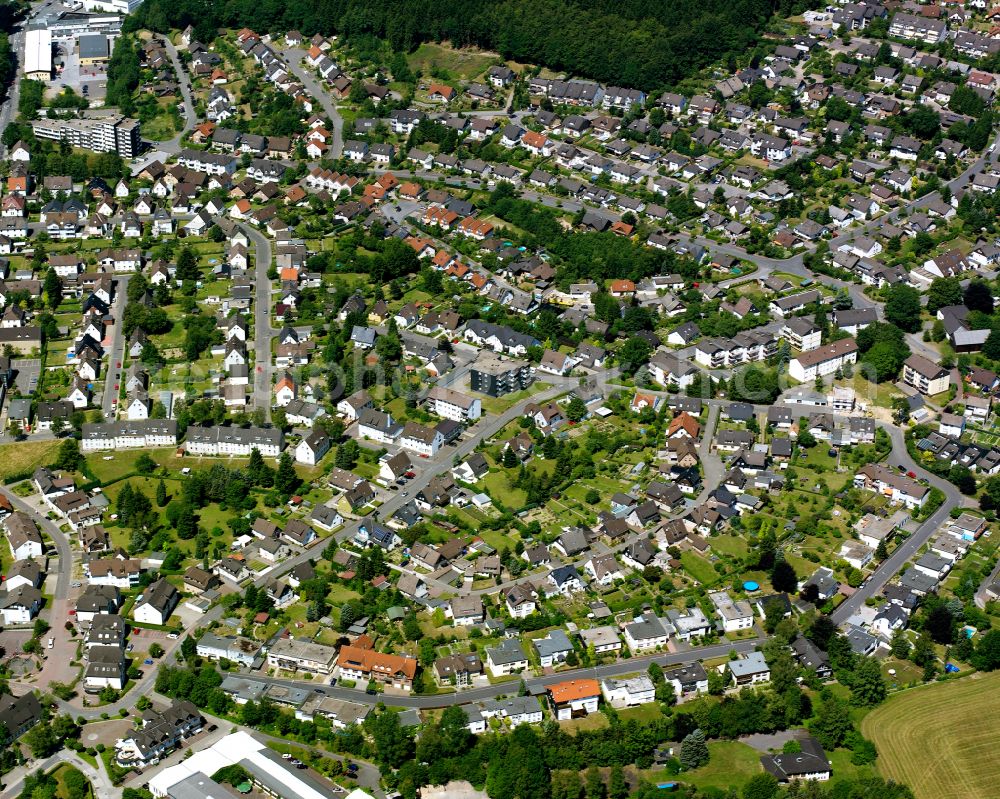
862, 671, 1000, 799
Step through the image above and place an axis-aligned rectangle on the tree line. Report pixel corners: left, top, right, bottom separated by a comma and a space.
129, 0, 789, 91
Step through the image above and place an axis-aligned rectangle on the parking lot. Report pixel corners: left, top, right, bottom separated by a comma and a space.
50, 35, 108, 103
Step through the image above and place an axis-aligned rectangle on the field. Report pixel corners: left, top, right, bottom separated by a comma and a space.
0, 439, 62, 482
861, 671, 1000, 799
665, 741, 761, 792
406, 42, 498, 82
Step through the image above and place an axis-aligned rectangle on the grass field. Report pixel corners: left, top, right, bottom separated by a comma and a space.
862, 671, 1000, 799
406, 42, 497, 82
680, 552, 718, 585
0, 439, 61, 482
668, 741, 761, 792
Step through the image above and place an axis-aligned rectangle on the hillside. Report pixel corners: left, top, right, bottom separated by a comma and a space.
130, 0, 789, 90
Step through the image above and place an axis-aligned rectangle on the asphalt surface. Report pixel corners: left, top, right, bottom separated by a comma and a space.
279, 46, 344, 158
831, 422, 965, 625
101, 275, 131, 418
157, 37, 196, 154
244, 224, 275, 418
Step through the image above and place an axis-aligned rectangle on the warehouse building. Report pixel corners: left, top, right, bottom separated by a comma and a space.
148, 731, 352, 798
24, 27, 53, 81
78, 34, 109, 65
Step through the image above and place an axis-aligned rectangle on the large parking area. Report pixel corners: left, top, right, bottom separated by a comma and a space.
50, 35, 108, 103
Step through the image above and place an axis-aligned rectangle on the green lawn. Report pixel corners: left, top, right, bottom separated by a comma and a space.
709, 535, 749, 558
680, 552, 718, 585
671, 741, 762, 792
481, 470, 528, 509
405, 42, 498, 82
617, 703, 666, 724
0, 439, 62, 482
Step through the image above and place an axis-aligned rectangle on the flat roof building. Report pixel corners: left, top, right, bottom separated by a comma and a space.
78, 34, 109, 65
148, 731, 347, 799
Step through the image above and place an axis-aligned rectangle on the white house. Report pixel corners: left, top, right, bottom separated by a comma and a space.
132, 579, 178, 626
602, 675, 655, 708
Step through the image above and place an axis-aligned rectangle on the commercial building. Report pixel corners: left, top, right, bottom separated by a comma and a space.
196, 633, 262, 667
148, 731, 350, 799
81, 0, 146, 14
24, 28, 52, 81
31, 116, 141, 158
78, 34, 109, 65
267, 638, 338, 675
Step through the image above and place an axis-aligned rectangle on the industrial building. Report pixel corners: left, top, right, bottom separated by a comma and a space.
30, 116, 141, 157
81, 0, 145, 14
78, 33, 109, 65
24, 27, 52, 81
47, 11, 123, 38
147, 731, 355, 799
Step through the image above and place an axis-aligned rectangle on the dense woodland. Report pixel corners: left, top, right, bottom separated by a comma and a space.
128, 0, 804, 90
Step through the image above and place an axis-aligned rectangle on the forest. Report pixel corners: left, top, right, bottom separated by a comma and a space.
128, 0, 803, 91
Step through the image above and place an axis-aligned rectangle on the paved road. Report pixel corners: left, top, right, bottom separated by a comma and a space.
279, 46, 344, 158
213, 637, 764, 710
101, 275, 131, 418
831, 422, 966, 625
0, 749, 120, 799
244, 224, 275, 418
1, 487, 71, 600
157, 37, 196, 154
0, 18, 25, 160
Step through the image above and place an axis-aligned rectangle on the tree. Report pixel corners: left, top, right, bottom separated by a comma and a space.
972, 629, 1000, 671
368, 711, 414, 769
135, 453, 157, 475
175, 247, 199, 282
949, 465, 977, 495
149, 642, 164, 658
679, 728, 709, 770
797, 429, 817, 449
156, 479, 168, 507
585, 766, 605, 799
275, 452, 299, 496
889, 629, 911, 660
884, 284, 922, 333
608, 765, 627, 799
850, 656, 888, 706
617, 337, 652, 375
926, 277, 963, 314
43, 267, 63, 309
23, 722, 58, 757
964, 279, 994, 314
742, 772, 779, 799
502, 446, 518, 468
53, 437, 83, 472
810, 695, 853, 748
770, 557, 797, 593
984, 330, 1000, 361
566, 396, 587, 422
